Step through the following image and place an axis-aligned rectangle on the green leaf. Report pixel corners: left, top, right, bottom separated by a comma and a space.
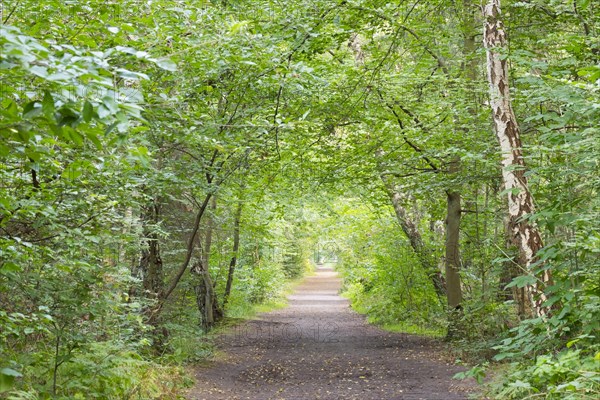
42, 91, 55, 119
130, 145, 150, 167
47, 71, 71, 81
104, 122, 118, 135
82, 101, 94, 123
229, 20, 249, 35
0, 369, 21, 378
4, 100, 19, 117
101, 96, 119, 114
505, 275, 537, 289
0, 368, 22, 393
62, 161, 83, 180
30, 65, 48, 78
22, 101, 41, 119
0, 262, 21, 274
83, 128, 102, 149
154, 58, 177, 72
510, 380, 533, 389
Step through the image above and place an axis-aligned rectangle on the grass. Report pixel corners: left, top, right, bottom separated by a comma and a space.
223, 273, 307, 322
379, 321, 445, 338
340, 291, 446, 338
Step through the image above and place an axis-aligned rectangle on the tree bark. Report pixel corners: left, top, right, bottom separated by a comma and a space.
193, 196, 223, 330
139, 200, 164, 301
136, 198, 169, 346
136, 199, 164, 333
223, 198, 243, 308
445, 186, 462, 310
445, 185, 462, 340
483, 0, 551, 316
445, 0, 481, 312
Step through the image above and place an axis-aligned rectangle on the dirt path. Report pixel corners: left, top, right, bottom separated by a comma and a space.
187, 265, 477, 400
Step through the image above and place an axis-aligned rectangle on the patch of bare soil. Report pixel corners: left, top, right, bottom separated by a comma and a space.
187, 266, 478, 400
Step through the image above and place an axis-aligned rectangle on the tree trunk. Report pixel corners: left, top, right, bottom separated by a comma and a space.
161, 149, 222, 306
193, 196, 223, 330
499, 216, 528, 313
381, 175, 446, 300
194, 262, 219, 331
483, 0, 551, 316
136, 198, 169, 347
138, 199, 164, 325
223, 198, 243, 308
445, 186, 462, 340
445, 187, 462, 310
445, 0, 481, 314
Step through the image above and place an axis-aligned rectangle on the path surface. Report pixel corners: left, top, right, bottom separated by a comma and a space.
187, 266, 477, 400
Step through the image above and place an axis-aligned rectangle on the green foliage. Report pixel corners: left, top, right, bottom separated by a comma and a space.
487, 350, 599, 399
453, 302, 518, 358
322, 199, 445, 335
246, 259, 288, 305
465, 3, 600, 396
454, 363, 488, 385
225, 209, 314, 313
282, 240, 306, 279
4, 341, 189, 399
1, 0, 599, 398
50, 342, 189, 399
0, 20, 168, 398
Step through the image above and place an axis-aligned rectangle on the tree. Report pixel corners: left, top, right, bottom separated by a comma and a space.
223, 187, 245, 307
483, 0, 552, 317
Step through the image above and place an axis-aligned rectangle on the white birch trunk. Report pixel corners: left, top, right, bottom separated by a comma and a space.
483, 0, 552, 316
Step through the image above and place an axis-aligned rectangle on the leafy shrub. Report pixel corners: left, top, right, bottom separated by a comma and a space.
489, 349, 599, 399
4, 341, 190, 399
282, 241, 305, 278
453, 301, 518, 359
247, 260, 286, 304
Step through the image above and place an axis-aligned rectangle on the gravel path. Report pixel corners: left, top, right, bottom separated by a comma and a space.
187, 265, 478, 400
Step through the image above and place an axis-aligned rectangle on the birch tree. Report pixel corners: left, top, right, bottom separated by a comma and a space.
483, 0, 552, 316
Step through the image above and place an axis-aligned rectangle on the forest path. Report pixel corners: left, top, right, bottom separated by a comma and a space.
187, 265, 477, 400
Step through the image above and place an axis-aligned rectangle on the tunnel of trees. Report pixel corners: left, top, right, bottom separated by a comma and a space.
0, 0, 598, 398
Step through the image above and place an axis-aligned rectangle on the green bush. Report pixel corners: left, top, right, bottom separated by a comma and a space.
489, 349, 600, 399
4, 341, 190, 399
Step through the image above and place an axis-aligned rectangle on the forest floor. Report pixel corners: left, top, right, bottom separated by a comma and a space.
187, 265, 479, 400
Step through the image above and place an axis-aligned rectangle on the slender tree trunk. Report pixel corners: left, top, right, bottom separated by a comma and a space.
140, 200, 164, 301
483, 0, 551, 316
193, 196, 223, 330
445, 186, 462, 339
445, 187, 462, 310
194, 263, 218, 331
161, 149, 222, 306
445, 0, 479, 317
223, 198, 243, 308
137, 198, 165, 331
381, 175, 446, 300
136, 198, 170, 347
161, 191, 213, 303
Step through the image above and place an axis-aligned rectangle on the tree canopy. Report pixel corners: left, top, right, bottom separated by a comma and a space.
1, 0, 598, 398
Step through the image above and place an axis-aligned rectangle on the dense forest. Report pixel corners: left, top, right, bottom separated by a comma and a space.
1, 0, 598, 399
